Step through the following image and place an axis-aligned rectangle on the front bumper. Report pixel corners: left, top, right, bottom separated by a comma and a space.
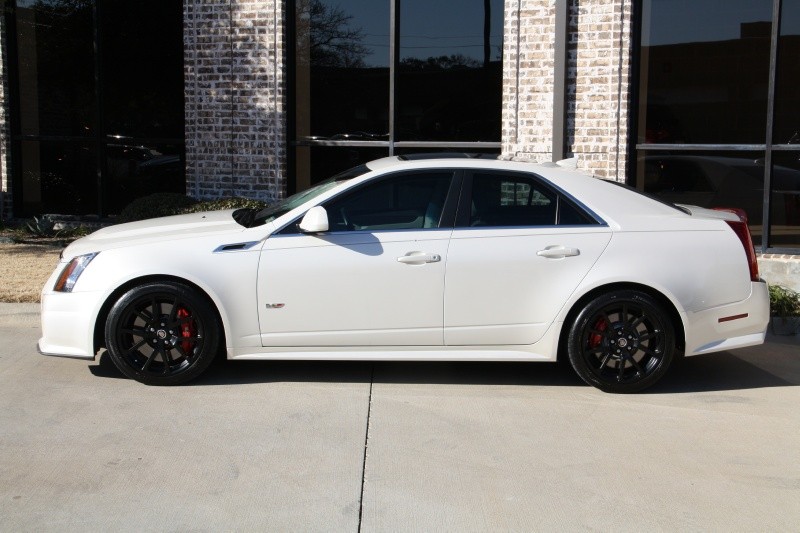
684, 280, 770, 356
38, 288, 105, 360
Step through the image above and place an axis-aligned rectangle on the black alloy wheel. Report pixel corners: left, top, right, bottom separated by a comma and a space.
104, 282, 220, 385
567, 290, 675, 393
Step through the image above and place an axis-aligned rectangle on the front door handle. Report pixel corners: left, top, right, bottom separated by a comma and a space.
537, 246, 580, 259
397, 252, 441, 264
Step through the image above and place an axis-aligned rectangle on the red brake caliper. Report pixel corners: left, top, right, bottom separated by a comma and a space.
177, 308, 196, 355
588, 317, 608, 349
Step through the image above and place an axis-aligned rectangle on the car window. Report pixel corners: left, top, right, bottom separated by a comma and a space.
323, 172, 453, 232
466, 172, 594, 227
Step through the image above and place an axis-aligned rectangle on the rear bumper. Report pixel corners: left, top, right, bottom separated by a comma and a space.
684, 280, 769, 356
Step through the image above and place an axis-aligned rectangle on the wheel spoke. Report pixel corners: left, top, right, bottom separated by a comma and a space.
162, 349, 171, 374
141, 348, 158, 371
640, 347, 661, 359
136, 309, 153, 323
121, 327, 149, 337
639, 332, 658, 342
628, 356, 645, 375
173, 343, 188, 360
598, 352, 613, 369
617, 358, 626, 380
125, 338, 147, 355
629, 314, 645, 329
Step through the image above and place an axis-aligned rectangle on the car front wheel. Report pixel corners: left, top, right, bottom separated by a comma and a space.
567, 290, 675, 393
104, 281, 220, 385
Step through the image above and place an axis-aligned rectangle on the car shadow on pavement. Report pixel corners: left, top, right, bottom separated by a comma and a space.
646, 351, 797, 394
89, 346, 798, 393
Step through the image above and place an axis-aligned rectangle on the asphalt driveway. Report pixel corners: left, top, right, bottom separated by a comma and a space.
1, 303, 799, 531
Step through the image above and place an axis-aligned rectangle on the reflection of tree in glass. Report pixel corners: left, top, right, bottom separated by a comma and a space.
401, 54, 482, 71
297, 0, 369, 67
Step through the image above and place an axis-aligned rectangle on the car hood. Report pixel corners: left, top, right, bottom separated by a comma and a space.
62, 210, 249, 258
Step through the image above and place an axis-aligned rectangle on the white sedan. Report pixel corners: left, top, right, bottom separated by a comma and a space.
38, 155, 769, 393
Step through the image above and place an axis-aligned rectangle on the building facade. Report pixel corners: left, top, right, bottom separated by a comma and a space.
1, 1, 798, 285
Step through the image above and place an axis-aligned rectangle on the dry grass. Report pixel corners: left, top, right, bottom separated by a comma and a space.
0, 244, 62, 303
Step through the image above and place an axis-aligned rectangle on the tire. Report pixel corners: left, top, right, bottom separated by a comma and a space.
567, 290, 675, 393
104, 281, 221, 385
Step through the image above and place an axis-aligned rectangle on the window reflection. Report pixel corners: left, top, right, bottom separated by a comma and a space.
15, 0, 95, 137
397, 0, 502, 141
638, 151, 765, 246
770, 152, 800, 248
295, 0, 389, 141
10, 0, 186, 216
19, 141, 96, 215
105, 142, 185, 214
100, 0, 185, 139
774, 0, 800, 145
638, 0, 772, 144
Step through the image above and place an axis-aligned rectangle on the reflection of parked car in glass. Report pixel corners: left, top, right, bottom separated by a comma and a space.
105, 141, 184, 212
642, 154, 800, 225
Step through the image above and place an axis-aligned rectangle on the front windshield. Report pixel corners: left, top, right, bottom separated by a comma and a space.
250, 164, 371, 227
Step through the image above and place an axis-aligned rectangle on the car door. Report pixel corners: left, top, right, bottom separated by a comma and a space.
257, 170, 458, 347
444, 170, 612, 346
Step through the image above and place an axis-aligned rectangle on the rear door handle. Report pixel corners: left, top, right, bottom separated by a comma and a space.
537, 246, 580, 259
397, 252, 441, 264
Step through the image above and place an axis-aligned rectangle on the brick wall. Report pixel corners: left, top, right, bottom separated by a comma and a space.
0, 9, 10, 220
184, 0, 287, 203
502, 0, 633, 181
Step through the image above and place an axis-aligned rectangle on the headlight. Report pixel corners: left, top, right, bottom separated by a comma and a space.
53, 252, 99, 292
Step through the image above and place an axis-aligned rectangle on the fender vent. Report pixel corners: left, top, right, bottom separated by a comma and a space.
213, 241, 259, 253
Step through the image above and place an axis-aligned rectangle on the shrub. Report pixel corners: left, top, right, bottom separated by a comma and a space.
26, 215, 59, 237
183, 197, 268, 213
769, 285, 800, 317
117, 193, 198, 223
118, 194, 269, 223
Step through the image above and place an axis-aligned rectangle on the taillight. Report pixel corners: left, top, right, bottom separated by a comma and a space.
713, 208, 759, 282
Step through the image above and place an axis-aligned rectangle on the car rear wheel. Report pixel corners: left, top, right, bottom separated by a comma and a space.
104, 281, 220, 385
567, 290, 675, 393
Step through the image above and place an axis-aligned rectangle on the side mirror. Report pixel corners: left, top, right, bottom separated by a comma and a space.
298, 206, 329, 233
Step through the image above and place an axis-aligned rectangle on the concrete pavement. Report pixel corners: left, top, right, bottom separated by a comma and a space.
1, 303, 799, 531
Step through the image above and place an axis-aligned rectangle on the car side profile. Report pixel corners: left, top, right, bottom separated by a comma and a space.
38, 155, 769, 393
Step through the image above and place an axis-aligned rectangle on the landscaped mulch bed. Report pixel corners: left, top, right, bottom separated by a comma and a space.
0, 243, 62, 303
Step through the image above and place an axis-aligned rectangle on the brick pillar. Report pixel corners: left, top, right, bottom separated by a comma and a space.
502, 0, 633, 181
567, 0, 633, 180
184, 0, 287, 203
502, 0, 557, 162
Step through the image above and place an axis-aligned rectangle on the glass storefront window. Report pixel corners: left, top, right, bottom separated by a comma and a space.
396, 0, 502, 142
770, 152, 800, 249
295, 0, 390, 141
104, 142, 185, 214
636, 150, 765, 246
18, 141, 97, 215
296, 146, 389, 188
774, 0, 800, 146
637, 0, 800, 250
292, 0, 502, 193
15, 1, 95, 137
100, 0, 185, 139
8, 0, 185, 216
638, 0, 773, 145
